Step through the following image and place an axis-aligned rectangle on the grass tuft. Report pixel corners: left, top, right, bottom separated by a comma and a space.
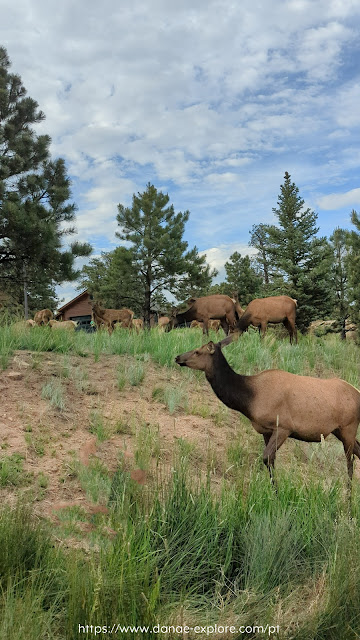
41, 379, 66, 411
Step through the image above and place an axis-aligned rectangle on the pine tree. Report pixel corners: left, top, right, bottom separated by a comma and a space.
267, 172, 333, 330
0, 47, 91, 314
329, 228, 351, 320
116, 183, 216, 324
224, 251, 262, 305
173, 245, 217, 303
347, 210, 360, 323
249, 223, 274, 288
79, 247, 144, 315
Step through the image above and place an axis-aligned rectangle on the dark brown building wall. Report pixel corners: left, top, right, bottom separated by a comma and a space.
59, 293, 92, 320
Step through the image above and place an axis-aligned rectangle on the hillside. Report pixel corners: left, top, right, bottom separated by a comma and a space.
1, 326, 360, 639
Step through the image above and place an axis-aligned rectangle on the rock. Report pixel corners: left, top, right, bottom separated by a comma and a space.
13, 357, 30, 368
6, 372, 23, 381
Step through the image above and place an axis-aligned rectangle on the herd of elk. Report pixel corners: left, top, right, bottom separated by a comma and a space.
13, 291, 360, 490
32, 293, 299, 341
91, 302, 134, 334
175, 334, 360, 490
168, 293, 298, 343
190, 319, 221, 331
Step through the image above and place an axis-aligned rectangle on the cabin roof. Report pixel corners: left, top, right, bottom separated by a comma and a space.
56, 290, 91, 313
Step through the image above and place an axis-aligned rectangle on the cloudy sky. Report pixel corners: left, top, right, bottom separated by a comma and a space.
2, 0, 360, 303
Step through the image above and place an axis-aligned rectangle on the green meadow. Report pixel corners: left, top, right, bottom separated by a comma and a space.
0, 324, 360, 639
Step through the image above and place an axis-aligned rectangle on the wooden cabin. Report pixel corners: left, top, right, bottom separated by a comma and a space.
56, 290, 95, 331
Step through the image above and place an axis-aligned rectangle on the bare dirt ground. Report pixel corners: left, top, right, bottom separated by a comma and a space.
0, 349, 250, 523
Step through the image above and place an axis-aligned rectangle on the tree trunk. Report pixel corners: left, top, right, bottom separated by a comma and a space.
23, 264, 28, 320
144, 269, 151, 328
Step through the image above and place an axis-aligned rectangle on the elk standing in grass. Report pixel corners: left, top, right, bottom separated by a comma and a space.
175, 336, 360, 490
191, 319, 221, 331
34, 309, 53, 326
131, 318, 144, 332
49, 320, 77, 331
91, 302, 134, 334
169, 294, 239, 335
237, 295, 298, 343
156, 316, 170, 330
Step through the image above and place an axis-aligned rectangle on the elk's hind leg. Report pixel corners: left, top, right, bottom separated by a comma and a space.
262, 428, 289, 485
283, 317, 297, 344
202, 319, 209, 335
260, 321, 268, 339
221, 317, 230, 335
333, 428, 356, 482
353, 439, 360, 460
333, 427, 356, 508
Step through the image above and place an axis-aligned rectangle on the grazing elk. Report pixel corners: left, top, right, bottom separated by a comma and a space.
175, 336, 360, 489
49, 320, 77, 331
231, 292, 245, 319
12, 319, 36, 331
209, 319, 221, 331
91, 302, 134, 334
34, 309, 53, 326
190, 320, 204, 329
237, 295, 298, 343
131, 318, 144, 332
190, 319, 221, 331
157, 316, 170, 330
169, 294, 238, 335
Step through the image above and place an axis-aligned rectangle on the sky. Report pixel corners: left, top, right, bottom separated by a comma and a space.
1, 0, 360, 304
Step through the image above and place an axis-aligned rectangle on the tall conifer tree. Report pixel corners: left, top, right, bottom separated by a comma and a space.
224, 251, 261, 305
267, 172, 333, 330
249, 223, 273, 288
116, 183, 215, 324
347, 210, 360, 323
0, 47, 91, 313
329, 228, 351, 321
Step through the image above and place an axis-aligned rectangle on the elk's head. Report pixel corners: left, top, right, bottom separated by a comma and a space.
175, 333, 238, 371
175, 341, 216, 371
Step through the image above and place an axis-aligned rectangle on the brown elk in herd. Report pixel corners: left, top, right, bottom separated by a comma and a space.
34, 309, 53, 326
157, 316, 170, 330
169, 295, 239, 335
191, 319, 221, 331
175, 335, 360, 489
131, 318, 144, 332
91, 302, 134, 334
49, 320, 77, 331
237, 295, 298, 343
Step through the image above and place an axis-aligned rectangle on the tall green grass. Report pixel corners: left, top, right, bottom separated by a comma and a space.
1, 466, 360, 638
1, 323, 360, 637
1, 324, 358, 386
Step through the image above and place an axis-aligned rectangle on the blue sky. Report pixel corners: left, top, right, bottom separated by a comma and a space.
1, 0, 360, 304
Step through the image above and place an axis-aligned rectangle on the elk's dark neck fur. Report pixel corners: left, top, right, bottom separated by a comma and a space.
237, 311, 251, 331
205, 347, 253, 419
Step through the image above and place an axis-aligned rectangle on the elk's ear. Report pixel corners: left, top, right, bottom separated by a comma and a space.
218, 332, 239, 348
206, 341, 216, 354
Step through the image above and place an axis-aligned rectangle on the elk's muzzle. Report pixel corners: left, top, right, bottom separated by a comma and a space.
175, 354, 189, 366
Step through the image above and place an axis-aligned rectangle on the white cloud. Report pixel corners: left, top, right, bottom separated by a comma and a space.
317, 188, 360, 210
201, 244, 258, 282
1, 0, 360, 300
